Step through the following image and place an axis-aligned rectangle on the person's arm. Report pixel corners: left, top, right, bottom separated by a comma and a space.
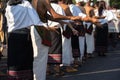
35, 0, 98, 23
41, 0, 88, 21
0, 13, 3, 31
58, 20, 79, 36
43, 0, 73, 20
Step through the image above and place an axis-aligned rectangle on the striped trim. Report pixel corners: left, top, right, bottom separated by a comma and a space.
7, 70, 33, 80
48, 54, 62, 64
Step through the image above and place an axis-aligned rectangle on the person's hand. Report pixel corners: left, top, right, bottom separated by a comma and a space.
47, 26, 59, 34
90, 17, 99, 23
72, 29, 79, 36
70, 16, 82, 21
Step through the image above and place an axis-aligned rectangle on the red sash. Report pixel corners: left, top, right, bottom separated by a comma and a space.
35, 26, 52, 47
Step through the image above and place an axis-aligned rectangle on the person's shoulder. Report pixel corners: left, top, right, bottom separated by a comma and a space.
51, 3, 62, 9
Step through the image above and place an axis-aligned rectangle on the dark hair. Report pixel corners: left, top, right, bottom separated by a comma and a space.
99, 1, 106, 9
98, 1, 106, 16
8, 0, 22, 6
93, 1, 99, 8
50, 0, 58, 3
65, 0, 73, 4
80, 2, 85, 7
58, 0, 68, 4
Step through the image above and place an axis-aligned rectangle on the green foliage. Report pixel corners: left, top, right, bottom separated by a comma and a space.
72, 0, 75, 4
110, 0, 120, 9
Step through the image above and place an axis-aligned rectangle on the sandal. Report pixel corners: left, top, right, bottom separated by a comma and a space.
66, 67, 78, 72
53, 71, 65, 77
46, 70, 54, 76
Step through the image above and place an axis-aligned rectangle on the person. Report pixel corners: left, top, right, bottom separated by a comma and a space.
31, 0, 99, 80
5, 0, 44, 79
47, 0, 70, 76
94, 1, 114, 56
0, 0, 4, 60
0, 0, 7, 59
108, 5, 119, 48
75, 0, 85, 60
67, 0, 88, 66
82, 0, 95, 58
58, 0, 79, 72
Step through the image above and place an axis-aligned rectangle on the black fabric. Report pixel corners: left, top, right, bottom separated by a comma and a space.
70, 22, 85, 36
35, 26, 52, 47
95, 23, 108, 53
8, 32, 33, 69
48, 28, 62, 64
85, 24, 93, 35
8, 0, 22, 5
62, 25, 72, 39
71, 35, 80, 58
10, 28, 30, 34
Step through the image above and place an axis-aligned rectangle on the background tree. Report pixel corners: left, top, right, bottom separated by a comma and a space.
110, 0, 120, 9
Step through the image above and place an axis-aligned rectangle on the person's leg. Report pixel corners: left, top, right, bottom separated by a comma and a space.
78, 36, 85, 64
85, 33, 95, 58
31, 26, 49, 80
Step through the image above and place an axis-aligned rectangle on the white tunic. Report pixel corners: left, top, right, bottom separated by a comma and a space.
48, 3, 74, 66
69, 4, 86, 18
47, 3, 65, 27
95, 10, 114, 24
5, 0, 44, 32
69, 4, 86, 60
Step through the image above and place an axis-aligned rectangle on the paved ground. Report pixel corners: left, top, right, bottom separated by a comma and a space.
0, 39, 120, 80
47, 39, 120, 80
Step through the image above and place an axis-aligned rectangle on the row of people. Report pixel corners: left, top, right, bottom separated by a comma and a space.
3, 0, 120, 80
5, 0, 98, 80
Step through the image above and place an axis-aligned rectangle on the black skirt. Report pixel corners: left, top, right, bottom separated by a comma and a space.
95, 23, 108, 53
7, 28, 33, 80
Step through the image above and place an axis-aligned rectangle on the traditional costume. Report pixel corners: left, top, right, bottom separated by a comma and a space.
5, 0, 42, 79
84, 22, 95, 56
47, 3, 64, 64
69, 4, 86, 61
95, 9, 114, 55
30, 0, 50, 80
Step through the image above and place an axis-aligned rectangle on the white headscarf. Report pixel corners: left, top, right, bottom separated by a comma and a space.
83, 0, 89, 3
75, 0, 84, 3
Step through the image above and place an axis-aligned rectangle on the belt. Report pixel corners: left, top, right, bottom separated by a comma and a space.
9, 28, 30, 34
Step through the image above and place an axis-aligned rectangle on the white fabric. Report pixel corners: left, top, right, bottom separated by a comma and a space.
110, 10, 120, 33
62, 35, 73, 66
31, 26, 49, 80
104, 10, 114, 22
108, 21, 116, 32
78, 37, 85, 60
83, 22, 95, 54
85, 32, 95, 54
83, 0, 89, 3
75, 0, 84, 3
69, 4, 86, 18
48, 3, 74, 66
96, 10, 114, 24
61, 26, 73, 66
69, 4, 86, 61
83, 22, 92, 29
47, 3, 65, 27
5, 0, 44, 32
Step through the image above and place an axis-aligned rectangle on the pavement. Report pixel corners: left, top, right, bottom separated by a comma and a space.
0, 39, 120, 80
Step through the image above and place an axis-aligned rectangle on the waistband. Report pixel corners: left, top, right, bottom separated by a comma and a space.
9, 28, 30, 34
